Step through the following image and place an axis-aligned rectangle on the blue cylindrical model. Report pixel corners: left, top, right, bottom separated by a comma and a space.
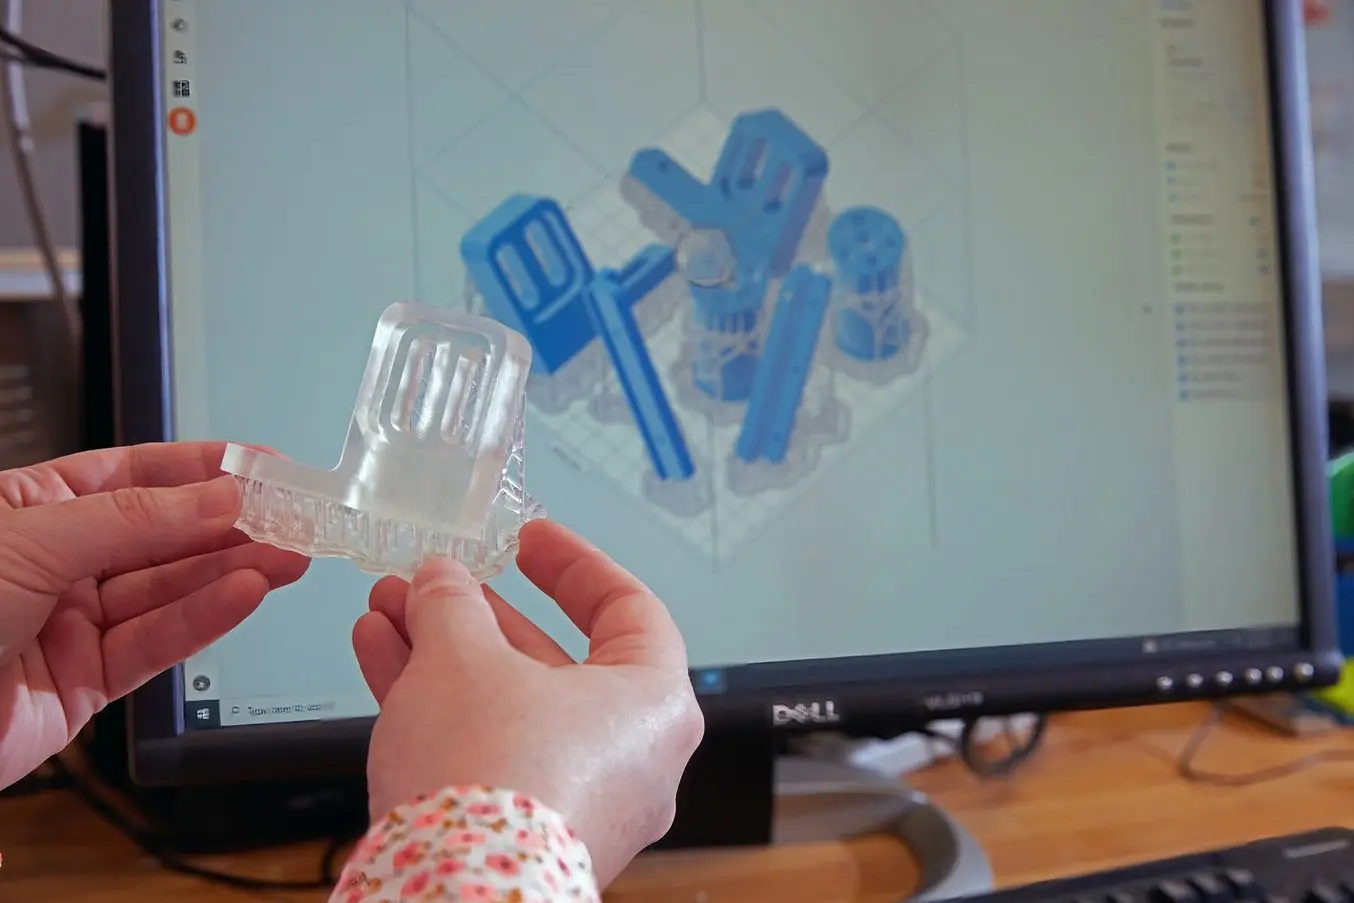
828, 206, 910, 361
689, 275, 765, 402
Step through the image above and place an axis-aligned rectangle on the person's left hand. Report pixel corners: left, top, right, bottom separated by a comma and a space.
0, 442, 309, 788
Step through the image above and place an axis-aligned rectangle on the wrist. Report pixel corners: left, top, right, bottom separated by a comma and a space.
340, 785, 598, 902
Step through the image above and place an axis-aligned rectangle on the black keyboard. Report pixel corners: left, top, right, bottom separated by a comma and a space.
957, 828, 1354, 903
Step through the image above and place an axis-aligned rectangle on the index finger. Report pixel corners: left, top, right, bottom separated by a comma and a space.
27, 442, 274, 497
515, 520, 687, 669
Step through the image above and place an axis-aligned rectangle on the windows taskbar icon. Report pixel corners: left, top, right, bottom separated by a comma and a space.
692, 668, 727, 694
185, 699, 220, 728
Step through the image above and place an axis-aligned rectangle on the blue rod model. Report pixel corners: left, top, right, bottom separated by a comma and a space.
612, 243, 676, 302
584, 276, 696, 482
735, 266, 832, 464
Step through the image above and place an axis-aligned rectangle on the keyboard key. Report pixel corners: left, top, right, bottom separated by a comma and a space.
1303, 885, 1343, 903
1191, 874, 1232, 903
1225, 870, 1258, 896
1154, 880, 1200, 903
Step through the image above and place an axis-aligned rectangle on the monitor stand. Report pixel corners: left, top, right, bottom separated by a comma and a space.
651, 727, 994, 902
774, 755, 993, 902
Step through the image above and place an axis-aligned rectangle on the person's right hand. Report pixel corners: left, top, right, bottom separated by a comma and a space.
352, 520, 704, 888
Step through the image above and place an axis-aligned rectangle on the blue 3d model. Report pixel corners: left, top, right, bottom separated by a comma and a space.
454, 105, 936, 545
461, 193, 693, 487
827, 206, 912, 362
626, 109, 828, 280
735, 265, 832, 464
583, 277, 696, 483
461, 194, 675, 374
689, 274, 766, 402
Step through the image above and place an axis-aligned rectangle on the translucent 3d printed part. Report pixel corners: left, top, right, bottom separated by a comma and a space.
220, 303, 545, 581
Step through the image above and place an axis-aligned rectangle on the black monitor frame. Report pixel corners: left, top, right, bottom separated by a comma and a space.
107, 0, 1340, 844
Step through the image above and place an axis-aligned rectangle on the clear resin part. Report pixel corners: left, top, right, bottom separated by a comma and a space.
221, 302, 545, 581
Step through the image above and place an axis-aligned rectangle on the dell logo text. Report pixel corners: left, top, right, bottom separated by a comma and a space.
771, 701, 842, 727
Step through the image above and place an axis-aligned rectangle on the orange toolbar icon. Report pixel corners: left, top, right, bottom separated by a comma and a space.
1305, 0, 1332, 26
168, 106, 196, 136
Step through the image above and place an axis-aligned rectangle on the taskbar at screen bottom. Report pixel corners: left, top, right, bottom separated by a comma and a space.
182, 626, 1300, 730
183, 694, 378, 730
688, 625, 1302, 696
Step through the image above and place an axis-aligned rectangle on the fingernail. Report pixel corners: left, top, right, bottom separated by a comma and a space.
412, 557, 474, 591
198, 475, 241, 519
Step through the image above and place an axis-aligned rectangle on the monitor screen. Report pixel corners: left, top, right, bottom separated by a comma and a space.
152, 0, 1302, 730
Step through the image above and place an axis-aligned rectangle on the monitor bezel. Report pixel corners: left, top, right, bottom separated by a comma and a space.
108, 0, 1341, 787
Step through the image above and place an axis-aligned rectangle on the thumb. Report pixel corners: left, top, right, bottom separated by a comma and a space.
403, 558, 509, 662
2, 475, 242, 589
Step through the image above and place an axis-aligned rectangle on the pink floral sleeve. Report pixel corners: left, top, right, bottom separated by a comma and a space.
331, 786, 599, 903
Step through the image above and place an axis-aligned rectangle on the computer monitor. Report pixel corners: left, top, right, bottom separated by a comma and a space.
106, 0, 1337, 865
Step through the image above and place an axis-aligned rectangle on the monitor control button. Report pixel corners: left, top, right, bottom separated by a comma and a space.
1244, 668, 1263, 685
1215, 671, 1234, 688
1266, 665, 1284, 682
1185, 673, 1204, 689
1295, 662, 1315, 681
1157, 676, 1175, 692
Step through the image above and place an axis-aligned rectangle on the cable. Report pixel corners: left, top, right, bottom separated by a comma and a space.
0, 25, 104, 80
1, 48, 97, 75
0, 761, 70, 798
917, 714, 1050, 778
801, 714, 1051, 780
959, 714, 1049, 777
1175, 703, 1354, 787
44, 757, 355, 893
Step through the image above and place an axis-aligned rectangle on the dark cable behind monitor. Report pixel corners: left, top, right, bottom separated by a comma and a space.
40, 756, 357, 892
0, 27, 106, 80
1174, 703, 1354, 786
823, 715, 1052, 779
917, 716, 1050, 779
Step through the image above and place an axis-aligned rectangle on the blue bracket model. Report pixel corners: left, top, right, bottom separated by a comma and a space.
827, 206, 909, 361
735, 266, 832, 464
461, 195, 676, 374
627, 109, 828, 279
583, 276, 696, 481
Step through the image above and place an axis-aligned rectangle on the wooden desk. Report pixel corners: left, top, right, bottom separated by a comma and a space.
3, 703, 1352, 903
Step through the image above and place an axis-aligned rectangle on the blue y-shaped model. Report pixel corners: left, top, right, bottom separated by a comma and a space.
735, 266, 832, 464
628, 110, 828, 402
461, 195, 674, 374
628, 110, 827, 279
461, 194, 696, 483
827, 206, 911, 361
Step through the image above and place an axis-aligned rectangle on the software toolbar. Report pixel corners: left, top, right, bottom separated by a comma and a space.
1153, 0, 1282, 406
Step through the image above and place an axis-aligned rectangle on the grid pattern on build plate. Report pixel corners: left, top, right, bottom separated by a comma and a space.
536, 104, 973, 562
534, 308, 967, 562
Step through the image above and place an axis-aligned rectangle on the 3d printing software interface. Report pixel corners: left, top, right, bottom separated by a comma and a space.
159, 0, 1302, 729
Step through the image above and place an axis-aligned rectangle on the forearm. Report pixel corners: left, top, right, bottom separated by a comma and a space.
332, 786, 598, 903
